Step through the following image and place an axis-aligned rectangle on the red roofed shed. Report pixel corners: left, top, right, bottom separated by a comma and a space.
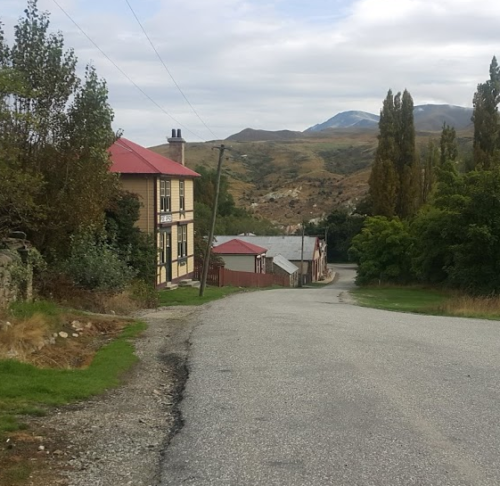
213, 238, 267, 274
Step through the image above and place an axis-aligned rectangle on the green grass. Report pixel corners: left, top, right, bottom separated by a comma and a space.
8, 300, 62, 326
158, 285, 244, 306
2, 463, 32, 483
0, 321, 147, 438
351, 287, 451, 314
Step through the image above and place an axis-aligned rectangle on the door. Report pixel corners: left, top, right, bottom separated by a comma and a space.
166, 232, 172, 282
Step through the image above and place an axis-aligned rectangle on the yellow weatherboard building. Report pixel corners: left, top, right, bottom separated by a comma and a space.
109, 130, 199, 288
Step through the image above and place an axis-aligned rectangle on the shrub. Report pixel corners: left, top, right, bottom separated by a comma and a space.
61, 230, 136, 292
349, 216, 414, 285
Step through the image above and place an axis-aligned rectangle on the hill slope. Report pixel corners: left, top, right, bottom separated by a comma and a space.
226, 128, 303, 142
413, 104, 473, 131
151, 126, 473, 230
306, 111, 379, 132
226, 105, 472, 143
306, 104, 472, 133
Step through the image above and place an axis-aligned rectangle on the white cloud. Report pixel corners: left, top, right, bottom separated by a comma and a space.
1, 0, 498, 146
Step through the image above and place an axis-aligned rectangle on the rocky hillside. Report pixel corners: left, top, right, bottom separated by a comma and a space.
150, 126, 473, 230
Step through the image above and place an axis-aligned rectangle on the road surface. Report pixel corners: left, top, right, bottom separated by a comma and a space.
161, 264, 500, 485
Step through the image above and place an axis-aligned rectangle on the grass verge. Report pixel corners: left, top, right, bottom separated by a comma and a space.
158, 285, 244, 306
351, 287, 452, 314
351, 286, 500, 320
1, 299, 147, 485
0, 320, 147, 438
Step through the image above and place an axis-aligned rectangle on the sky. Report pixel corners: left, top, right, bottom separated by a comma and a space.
1, 0, 499, 146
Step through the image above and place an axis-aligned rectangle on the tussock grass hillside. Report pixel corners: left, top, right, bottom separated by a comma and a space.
151, 127, 473, 227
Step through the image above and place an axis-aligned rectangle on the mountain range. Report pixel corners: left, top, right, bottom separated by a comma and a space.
226, 104, 473, 141
152, 105, 475, 229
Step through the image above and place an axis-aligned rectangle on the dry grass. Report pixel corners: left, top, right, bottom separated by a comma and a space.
0, 313, 51, 362
434, 294, 500, 319
79, 290, 142, 315
0, 303, 130, 368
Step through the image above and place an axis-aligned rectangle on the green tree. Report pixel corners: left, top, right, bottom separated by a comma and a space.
0, 21, 45, 237
440, 122, 458, 168
105, 192, 157, 283
396, 90, 421, 218
193, 164, 280, 246
348, 216, 414, 285
422, 140, 438, 204
0, 1, 118, 254
472, 56, 500, 170
304, 209, 365, 262
432, 168, 500, 294
410, 206, 456, 284
368, 89, 420, 219
369, 90, 399, 217
194, 166, 235, 217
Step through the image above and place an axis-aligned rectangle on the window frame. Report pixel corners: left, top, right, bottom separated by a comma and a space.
179, 180, 185, 212
159, 232, 169, 265
160, 179, 171, 213
177, 224, 188, 259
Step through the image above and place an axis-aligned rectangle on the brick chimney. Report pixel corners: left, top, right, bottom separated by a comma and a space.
167, 128, 186, 166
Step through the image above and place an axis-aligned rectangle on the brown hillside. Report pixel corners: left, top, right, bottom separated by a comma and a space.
150, 127, 473, 227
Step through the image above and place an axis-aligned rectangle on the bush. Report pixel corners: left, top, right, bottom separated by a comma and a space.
129, 280, 159, 309
349, 216, 414, 285
61, 230, 136, 292
105, 192, 157, 284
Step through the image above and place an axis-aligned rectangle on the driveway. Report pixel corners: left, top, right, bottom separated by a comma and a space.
161, 265, 500, 485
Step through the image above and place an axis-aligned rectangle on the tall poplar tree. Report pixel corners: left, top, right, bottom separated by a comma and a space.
422, 140, 438, 204
368, 90, 398, 217
472, 56, 500, 170
396, 90, 420, 218
369, 89, 420, 218
440, 123, 458, 168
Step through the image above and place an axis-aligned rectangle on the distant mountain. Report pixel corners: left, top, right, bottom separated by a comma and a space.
413, 104, 473, 131
306, 111, 379, 132
307, 105, 473, 133
226, 128, 302, 142
224, 105, 474, 143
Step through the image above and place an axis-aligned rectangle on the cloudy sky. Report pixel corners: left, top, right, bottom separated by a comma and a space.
1, 0, 498, 146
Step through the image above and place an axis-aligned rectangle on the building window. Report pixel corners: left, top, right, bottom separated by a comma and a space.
177, 225, 187, 258
160, 232, 171, 264
179, 180, 185, 211
160, 179, 171, 212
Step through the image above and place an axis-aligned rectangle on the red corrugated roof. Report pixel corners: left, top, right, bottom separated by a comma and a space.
109, 137, 199, 177
213, 238, 267, 255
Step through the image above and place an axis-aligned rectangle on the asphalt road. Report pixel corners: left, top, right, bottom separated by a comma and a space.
161, 265, 500, 485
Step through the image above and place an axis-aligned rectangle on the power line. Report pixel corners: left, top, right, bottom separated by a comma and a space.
51, 0, 205, 141
124, 0, 219, 140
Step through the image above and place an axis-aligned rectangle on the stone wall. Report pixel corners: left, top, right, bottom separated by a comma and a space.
0, 239, 33, 307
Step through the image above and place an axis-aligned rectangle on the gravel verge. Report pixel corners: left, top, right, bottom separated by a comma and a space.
29, 305, 199, 486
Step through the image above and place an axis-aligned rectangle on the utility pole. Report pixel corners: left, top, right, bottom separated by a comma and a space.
199, 144, 227, 297
299, 221, 305, 288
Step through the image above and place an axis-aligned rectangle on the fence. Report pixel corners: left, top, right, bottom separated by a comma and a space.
193, 263, 224, 287
222, 268, 289, 288
194, 263, 289, 288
